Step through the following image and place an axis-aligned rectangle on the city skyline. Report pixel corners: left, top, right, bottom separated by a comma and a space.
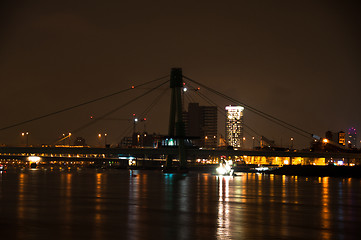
1, 1, 360, 148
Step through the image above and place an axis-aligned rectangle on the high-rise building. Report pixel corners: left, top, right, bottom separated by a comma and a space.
184, 103, 217, 148
348, 127, 357, 148
225, 105, 244, 148
325, 130, 348, 147
201, 105, 218, 148
338, 131, 346, 146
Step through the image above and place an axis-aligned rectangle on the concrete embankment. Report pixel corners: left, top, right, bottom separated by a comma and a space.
269, 165, 361, 178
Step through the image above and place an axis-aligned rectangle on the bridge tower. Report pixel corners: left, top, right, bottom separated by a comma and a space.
166, 68, 187, 168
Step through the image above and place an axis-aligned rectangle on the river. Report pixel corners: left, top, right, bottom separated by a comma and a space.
1, 168, 361, 239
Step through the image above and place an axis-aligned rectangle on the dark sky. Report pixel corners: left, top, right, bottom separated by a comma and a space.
1, 0, 360, 148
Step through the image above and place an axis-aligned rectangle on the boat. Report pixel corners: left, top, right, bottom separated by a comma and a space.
215, 160, 234, 176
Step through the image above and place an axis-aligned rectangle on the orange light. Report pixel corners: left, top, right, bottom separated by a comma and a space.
323, 139, 329, 143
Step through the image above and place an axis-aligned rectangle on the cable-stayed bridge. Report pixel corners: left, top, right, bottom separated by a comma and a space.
1, 68, 360, 167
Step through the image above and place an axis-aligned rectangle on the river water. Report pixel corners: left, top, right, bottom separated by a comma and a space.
1, 168, 361, 240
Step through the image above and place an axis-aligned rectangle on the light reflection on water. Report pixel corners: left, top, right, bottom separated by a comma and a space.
217, 176, 231, 240
0, 169, 361, 239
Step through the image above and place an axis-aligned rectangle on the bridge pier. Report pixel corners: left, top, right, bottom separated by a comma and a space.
166, 68, 187, 170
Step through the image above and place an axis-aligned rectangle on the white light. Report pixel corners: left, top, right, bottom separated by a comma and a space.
225, 106, 244, 111
28, 156, 41, 163
216, 166, 227, 175
255, 166, 269, 171
183, 87, 187, 92
216, 160, 233, 175
134, 118, 138, 122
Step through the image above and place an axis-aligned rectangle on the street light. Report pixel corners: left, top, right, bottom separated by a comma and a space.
242, 137, 246, 149
21, 132, 29, 147
290, 137, 294, 149
252, 136, 255, 149
68, 133, 72, 146
98, 133, 107, 147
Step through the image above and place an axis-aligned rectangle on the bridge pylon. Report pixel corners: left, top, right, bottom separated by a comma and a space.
166, 68, 187, 169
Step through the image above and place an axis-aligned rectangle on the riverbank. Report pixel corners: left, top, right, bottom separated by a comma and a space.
269, 165, 361, 178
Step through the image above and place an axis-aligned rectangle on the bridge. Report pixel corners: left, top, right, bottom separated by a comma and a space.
1, 68, 360, 168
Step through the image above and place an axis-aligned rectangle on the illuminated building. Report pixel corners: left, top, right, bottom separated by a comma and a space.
338, 131, 346, 146
225, 105, 244, 148
184, 103, 217, 148
348, 127, 357, 148
325, 130, 347, 146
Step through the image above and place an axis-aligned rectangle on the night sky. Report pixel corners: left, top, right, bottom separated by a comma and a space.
1, 0, 360, 148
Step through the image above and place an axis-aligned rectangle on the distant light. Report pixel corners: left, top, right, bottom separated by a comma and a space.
225, 106, 244, 111
131, 86, 135, 89
134, 118, 138, 122
28, 156, 41, 163
216, 166, 227, 175
183, 87, 187, 92
323, 139, 329, 143
255, 166, 269, 171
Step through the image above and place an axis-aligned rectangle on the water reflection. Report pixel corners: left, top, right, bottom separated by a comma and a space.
0, 169, 360, 239
17, 173, 25, 221
321, 177, 331, 240
60, 173, 72, 237
94, 172, 103, 239
128, 170, 140, 240
217, 176, 231, 240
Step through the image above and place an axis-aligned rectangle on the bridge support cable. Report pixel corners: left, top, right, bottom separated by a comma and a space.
0, 75, 169, 132
114, 87, 169, 144
183, 75, 313, 140
138, 87, 169, 121
71, 80, 169, 134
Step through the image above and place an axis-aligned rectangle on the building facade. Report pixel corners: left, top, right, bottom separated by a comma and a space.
348, 127, 357, 148
184, 103, 217, 148
225, 105, 244, 148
